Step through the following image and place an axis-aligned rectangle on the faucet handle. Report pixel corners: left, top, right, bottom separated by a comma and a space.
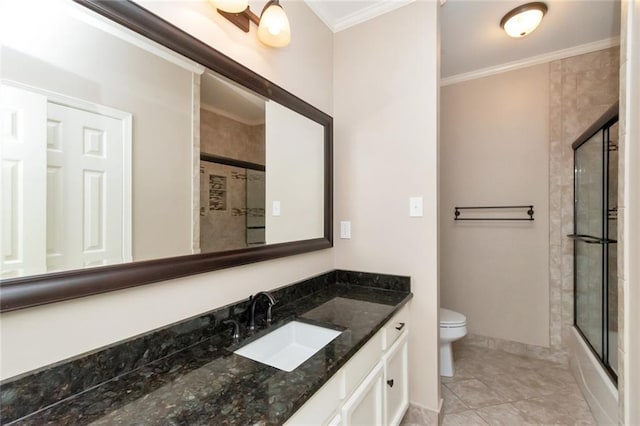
222, 319, 241, 341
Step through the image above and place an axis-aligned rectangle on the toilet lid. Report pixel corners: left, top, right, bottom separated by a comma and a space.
440, 308, 466, 326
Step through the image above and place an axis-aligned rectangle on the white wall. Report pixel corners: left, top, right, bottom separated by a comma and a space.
265, 101, 324, 243
439, 64, 550, 347
333, 1, 441, 413
0, 0, 334, 381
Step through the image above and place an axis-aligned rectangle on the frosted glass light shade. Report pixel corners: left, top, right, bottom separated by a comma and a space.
210, 0, 248, 13
500, 2, 547, 38
257, 2, 291, 47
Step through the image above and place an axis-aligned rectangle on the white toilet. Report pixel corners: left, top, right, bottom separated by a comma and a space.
439, 308, 467, 377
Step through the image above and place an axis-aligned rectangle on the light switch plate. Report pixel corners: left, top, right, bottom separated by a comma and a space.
272, 201, 281, 216
409, 197, 423, 217
340, 221, 351, 239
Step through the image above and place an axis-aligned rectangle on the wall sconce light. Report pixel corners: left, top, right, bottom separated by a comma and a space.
500, 2, 548, 38
210, 0, 291, 48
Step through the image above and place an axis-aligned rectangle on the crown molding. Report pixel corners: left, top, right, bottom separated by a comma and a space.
440, 37, 620, 87
334, 0, 415, 32
304, 1, 338, 32
305, 0, 416, 33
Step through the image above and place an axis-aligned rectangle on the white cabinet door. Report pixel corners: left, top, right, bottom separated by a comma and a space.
384, 332, 409, 426
342, 362, 384, 426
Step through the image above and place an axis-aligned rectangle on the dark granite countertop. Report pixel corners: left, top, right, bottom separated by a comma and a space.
8, 282, 411, 425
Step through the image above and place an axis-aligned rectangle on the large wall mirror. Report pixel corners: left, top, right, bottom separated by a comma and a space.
0, 0, 332, 311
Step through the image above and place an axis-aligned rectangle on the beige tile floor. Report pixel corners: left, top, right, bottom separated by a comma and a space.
404, 345, 596, 425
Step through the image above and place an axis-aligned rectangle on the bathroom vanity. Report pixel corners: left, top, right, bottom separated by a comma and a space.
0, 270, 411, 425
286, 303, 409, 425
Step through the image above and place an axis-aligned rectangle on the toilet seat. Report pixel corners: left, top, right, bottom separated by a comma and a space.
440, 308, 466, 328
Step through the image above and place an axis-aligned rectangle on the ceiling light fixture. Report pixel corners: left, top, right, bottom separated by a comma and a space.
211, 0, 291, 48
500, 2, 548, 38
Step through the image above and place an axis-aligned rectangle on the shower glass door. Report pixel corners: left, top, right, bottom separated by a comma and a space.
574, 131, 604, 358
572, 110, 618, 382
607, 122, 619, 375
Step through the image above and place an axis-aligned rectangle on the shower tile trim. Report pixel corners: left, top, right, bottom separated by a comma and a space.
192, 73, 201, 253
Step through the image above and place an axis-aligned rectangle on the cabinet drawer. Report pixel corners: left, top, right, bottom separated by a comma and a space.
343, 330, 383, 398
285, 371, 344, 426
383, 304, 409, 350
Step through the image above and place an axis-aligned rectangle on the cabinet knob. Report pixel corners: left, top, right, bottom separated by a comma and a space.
387, 379, 394, 388
395, 322, 405, 331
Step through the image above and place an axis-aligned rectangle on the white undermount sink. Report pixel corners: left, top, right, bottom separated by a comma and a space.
234, 321, 342, 372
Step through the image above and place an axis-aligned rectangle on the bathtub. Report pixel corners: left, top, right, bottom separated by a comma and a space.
569, 327, 618, 424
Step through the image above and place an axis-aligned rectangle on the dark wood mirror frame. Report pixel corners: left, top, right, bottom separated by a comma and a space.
0, 0, 333, 312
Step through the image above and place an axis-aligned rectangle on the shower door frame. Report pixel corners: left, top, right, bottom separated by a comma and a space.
571, 102, 619, 385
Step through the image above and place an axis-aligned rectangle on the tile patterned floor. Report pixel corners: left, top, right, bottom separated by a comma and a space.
404, 345, 596, 425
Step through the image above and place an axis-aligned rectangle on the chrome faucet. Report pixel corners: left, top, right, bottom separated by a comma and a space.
248, 291, 277, 330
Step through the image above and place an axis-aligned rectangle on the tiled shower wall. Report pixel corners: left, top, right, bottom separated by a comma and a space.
200, 109, 265, 164
548, 47, 620, 356
199, 109, 265, 252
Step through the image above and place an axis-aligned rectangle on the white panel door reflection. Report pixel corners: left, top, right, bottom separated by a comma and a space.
46, 102, 129, 272
0, 84, 132, 277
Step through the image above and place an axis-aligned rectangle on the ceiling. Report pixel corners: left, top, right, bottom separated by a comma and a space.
304, 0, 621, 79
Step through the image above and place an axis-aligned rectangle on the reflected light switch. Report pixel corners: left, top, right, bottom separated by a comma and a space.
409, 197, 423, 217
272, 201, 281, 216
340, 221, 351, 239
